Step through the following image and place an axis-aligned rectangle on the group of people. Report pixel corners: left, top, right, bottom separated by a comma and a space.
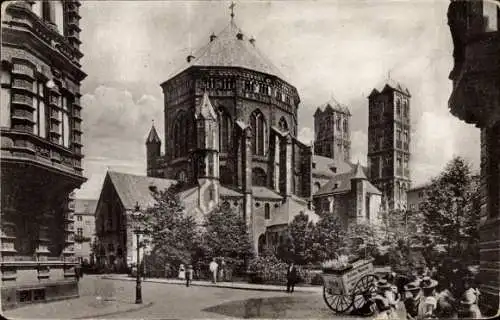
355, 270, 482, 319
176, 258, 229, 287
177, 263, 194, 287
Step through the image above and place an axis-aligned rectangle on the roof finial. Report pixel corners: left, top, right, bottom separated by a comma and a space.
152, 119, 155, 126
229, 1, 236, 20
387, 69, 392, 81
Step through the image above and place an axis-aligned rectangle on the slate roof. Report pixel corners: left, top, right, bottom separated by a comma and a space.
74, 199, 98, 215
314, 164, 381, 197
107, 171, 177, 210
220, 186, 243, 198
146, 125, 161, 144
371, 79, 411, 97
316, 96, 351, 115
169, 20, 285, 80
252, 186, 283, 200
312, 155, 353, 178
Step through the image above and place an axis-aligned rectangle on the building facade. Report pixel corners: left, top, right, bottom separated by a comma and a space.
407, 183, 430, 213
73, 199, 97, 264
313, 98, 351, 162
1, 0, 85, 309
447, 0, 499, 315
367, 81, 412, 210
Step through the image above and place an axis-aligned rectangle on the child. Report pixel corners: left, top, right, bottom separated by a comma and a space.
185, 264, 193, 287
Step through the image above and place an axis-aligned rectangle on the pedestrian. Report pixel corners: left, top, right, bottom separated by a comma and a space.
373, 279, 395, 320
219, 258, 226, 282
178, 264, 186, 280
435, 276, 457, 319
186, 264, 193, 287
286, 262, 298, 293
458, 275, 482, 319
209, 258, 218, 283
417, 276, 438, 319
404, 281, 422, 320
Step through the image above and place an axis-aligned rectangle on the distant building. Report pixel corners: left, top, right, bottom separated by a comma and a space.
73, 199, 97, 264
1, 0, 85, 310
314, 98, 351, 162
407, 183, 430, 212
367, 80, 412, 210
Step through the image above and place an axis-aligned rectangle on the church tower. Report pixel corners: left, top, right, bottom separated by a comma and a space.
146, 124, 161, 177
313, 98, 351, 161
367, 80, 411, 210
193, 91, 220, 211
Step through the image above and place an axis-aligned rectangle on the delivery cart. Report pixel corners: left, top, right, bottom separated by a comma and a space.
321, 258, 378, 313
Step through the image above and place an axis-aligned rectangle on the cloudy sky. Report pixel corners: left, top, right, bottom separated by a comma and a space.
75, 0, 480, 199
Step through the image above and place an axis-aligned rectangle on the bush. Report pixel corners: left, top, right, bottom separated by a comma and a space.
247, 255, 288, 285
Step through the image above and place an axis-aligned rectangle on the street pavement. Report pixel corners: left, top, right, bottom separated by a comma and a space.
3, 275, 406, 319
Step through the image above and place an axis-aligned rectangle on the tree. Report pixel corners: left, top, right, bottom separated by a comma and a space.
287, 212, 315, 265
198, 205, 253, 270
419, 157, 480, 265
341, 222, 385, 260
310, 212, 344, 263
130, 185, 198, 268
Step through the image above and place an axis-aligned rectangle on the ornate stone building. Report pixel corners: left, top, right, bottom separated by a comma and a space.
447, 0, 499, 315
314, 98, 351, 161
367, 81, 412, 210
1, 0, 85, 309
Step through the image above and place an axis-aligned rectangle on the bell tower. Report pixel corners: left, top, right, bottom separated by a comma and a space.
146, 123, 161, 177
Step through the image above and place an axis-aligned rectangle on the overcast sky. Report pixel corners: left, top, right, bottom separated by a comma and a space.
75, 0, 480, 199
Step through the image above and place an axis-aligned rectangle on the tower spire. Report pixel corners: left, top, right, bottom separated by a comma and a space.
229, 1, 236, 20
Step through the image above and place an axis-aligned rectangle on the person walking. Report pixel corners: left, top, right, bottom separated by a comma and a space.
286, 262, 298, 293
209, 258, 218, 284
178, 264, 186, 280
219, 258, 226, 282
185, 264, 193, 287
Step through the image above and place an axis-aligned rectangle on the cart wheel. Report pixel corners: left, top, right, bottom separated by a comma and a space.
323, 286, 353, 313
351, 274, 378, 311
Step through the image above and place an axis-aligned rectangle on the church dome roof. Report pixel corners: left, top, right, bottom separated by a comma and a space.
169, 20, 286, 80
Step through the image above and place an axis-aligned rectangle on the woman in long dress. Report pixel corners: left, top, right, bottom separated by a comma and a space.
178, 264, 186, 280
458, 275, 482, 319
417, 277, 438, 320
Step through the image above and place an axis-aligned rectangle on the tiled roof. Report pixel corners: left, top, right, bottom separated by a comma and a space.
312, 155, 353, 178
74, 199, 98, 215
314, 164, 381, 197
220, 186, 243, 198
252, 186, 283, 200
146, 125, 161, 144
107, 171, 178, 210
169, 21, 285, 80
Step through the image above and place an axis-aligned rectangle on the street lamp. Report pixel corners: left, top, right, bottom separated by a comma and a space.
133, 201, 143, 304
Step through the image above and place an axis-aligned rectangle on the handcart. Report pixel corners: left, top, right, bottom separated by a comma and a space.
321, 258, 378, 313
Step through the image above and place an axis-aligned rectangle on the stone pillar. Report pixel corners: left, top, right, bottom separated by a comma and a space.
274, 135, 280, 192
284, 136, 293, 197
242, 128, 254, 252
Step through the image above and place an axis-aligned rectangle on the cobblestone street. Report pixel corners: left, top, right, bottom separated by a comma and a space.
3, 275, 407, 319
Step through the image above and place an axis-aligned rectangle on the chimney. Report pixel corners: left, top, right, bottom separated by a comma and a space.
236, 31, 243, 40
249, 37, 255, 46
210, 33, 217, 42
186, 55, 195, 63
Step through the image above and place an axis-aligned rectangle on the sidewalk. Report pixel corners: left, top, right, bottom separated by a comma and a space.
103, 275, 322, 293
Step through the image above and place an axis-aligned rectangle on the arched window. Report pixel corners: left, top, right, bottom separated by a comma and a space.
264, 203, 270, 220
252, 167, 267, 186
278, 117, 288, 131
343, 119, 348, 133
250, 110, 267, 155
172, 112, 189, 158
219, 107, 232, 153
220, 166, 232, 185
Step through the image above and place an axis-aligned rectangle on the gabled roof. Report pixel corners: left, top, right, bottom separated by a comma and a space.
106, 171, 177, 210
312, 155, 353, 178
168, 20, 285, 81
252, 186, 283, 200
371, 78, 411, 97
220, 186, 243, 198
195, 91, 217, 120
146, 125, 161, 144
352, 162, 367, 180
314, 164, 381, 197
74, 199, 98, 215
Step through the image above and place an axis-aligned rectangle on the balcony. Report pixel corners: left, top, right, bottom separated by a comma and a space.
396, 140, 402, 149
11, 78, 34, 92
11, 93, 33, 108
404, 168, 410, 177
11, 109, 34, 122
72, 108, 81, 119
72, 122, 82, 133
11, 63, 34, 79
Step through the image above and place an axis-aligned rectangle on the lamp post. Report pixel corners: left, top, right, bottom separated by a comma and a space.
133, 201, 143, 304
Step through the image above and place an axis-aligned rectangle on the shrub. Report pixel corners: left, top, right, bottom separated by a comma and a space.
247, 255, 288, 285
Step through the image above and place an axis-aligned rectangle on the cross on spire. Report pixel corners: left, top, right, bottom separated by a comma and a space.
229, 1, 236, 20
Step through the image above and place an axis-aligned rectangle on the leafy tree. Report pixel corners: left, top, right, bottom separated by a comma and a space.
310, 212, 344, 263
287, 212, 316, 265
341, 222, 385, 260
130, 185, 198, 268
419, 157, 480, 265
197, 205, 253, 270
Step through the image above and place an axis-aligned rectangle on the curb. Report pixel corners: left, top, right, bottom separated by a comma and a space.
102, 276, 321, 293
73, 301, 154, 319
